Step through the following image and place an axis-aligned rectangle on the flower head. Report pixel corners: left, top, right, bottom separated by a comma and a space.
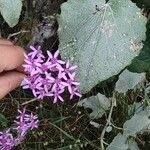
21, 46, 81, 103
14, 108, 39, 136
0, 108, 39, 150
0, 130, 15, 150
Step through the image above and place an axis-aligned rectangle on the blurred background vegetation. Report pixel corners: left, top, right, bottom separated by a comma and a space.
0, 0, 150, 149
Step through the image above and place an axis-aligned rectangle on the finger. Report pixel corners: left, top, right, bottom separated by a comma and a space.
0, 71, 26, 99
0, 39, 13, 45
0, 45, 24, 72
16, 66, 27, 75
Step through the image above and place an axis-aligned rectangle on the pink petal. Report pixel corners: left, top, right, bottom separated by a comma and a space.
51, 84, 57, 91
35, 62, 41, 67
37, 46, 41, 51
54, 50, 59, 58
33, 90, 37, 97
66, 60, 70, 68
24, 59, 32, 64
70, 94, 74, 99
57, 60, 65, 64
62, 74, 68, 80
60, 72, 67, 79
58, 95, 64, 102
47, 51, 53, 59
56, 64, 64, 71
72, 81, 80, 86
30, 69, 38, 76
53, 97, 58, 103
44, 85, 49, 93
68, 72, 75, 80
24, 53, 29, 59
49, 64, 57, 69
75, 92, 82, 97
59, 88, 65, 94
22, 85, 29, 89
23, 78, 30, 84
30, 46, 37, 51
68, 86, 73, 94
61, 82, 68, 86
69, 65, 77, 70
46, 93, 53, 97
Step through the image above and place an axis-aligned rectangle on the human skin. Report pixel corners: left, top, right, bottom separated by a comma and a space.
0, 39, 26, 99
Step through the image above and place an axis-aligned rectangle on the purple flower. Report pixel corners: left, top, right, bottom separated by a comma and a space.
14, 108, 39, 136
21, 46, 81, 103
47, 88, 64, 103
63, 60, 77, 74
28, 46, 45, 59
70, 87, 82, 99
47, 50, 65, 66
21, 76, 43, 97
0, 108, 39, 150
62, 72, 80, 93
14, 121, 29, 136
0, 130, 15, 150
50, 72, 66, 91
24, 113, 39, 130
40, 61, 55, 72
23, 57, 42, 76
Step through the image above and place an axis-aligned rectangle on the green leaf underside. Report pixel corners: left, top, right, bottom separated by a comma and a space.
0, 114, 8, 127
115, 69, 145, 93
106, 133, 139, 150
58, 0, 146, 93
0, 0, 22, 27
123, 106, 150, 136
77, 93, 110, 119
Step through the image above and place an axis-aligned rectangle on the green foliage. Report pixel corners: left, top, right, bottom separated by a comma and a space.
107, 106, 150, 149
0, 114, 8, 128
58, 0, 147, 93
128, 22, 150, 72
0, 0, 22, 27
77, 93, 110, 119
0, 0, 150, 149
115, 69, 145, 93
106, 133, 139, 150
123, 106, 150, 136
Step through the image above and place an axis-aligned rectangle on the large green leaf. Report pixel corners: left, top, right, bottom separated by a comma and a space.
123, 106, 150, 136
0, 0, 22, 27
77, 93, 110, 119
128, 22, 150, 73
58, 0, 146, 93
115, 69, 145, 93
106, 133, 139, 150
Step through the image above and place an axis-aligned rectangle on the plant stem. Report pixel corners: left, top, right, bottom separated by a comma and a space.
7, 30, 30, 39
100, 94, 116, 150
21, 98, 37, 105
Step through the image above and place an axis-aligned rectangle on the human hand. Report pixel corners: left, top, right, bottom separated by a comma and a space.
0, 39, 25, 99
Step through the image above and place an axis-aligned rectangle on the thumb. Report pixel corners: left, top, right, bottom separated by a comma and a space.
0, 71, 26, 99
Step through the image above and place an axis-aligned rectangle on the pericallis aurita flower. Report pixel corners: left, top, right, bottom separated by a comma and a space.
21, 46, 82, 103
0, 108, 38, 150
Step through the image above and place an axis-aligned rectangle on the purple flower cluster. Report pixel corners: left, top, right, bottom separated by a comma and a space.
0, 108, 39, 150
21, 46, 81, 103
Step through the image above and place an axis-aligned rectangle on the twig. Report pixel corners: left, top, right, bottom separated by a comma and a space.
111, 123, 123, 130
100, 94, 116, 150
21, 98, 37, 106
7, 30, 30, 39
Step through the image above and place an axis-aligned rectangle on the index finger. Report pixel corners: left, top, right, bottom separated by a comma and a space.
0, 39, 13, 45
0, 45, 24, 72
